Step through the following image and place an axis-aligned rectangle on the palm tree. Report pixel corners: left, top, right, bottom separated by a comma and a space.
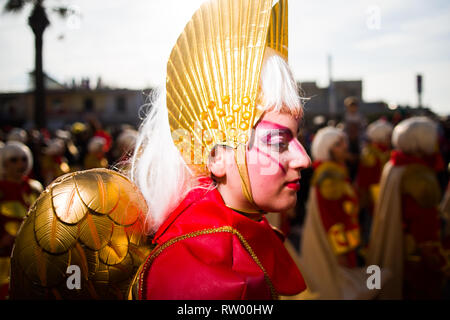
4, 0, 73, 129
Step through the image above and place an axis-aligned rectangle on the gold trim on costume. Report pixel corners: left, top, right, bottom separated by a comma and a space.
312, 161, 349, 201
133, 226, 278, 300
401, 164, 441, 208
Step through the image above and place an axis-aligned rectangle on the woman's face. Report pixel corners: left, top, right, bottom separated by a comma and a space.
330, 136, 349, 164
4, 152, 28, 181
246, 111, 311, 212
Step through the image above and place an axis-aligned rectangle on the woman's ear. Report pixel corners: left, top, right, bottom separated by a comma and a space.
208, 145, 227, 178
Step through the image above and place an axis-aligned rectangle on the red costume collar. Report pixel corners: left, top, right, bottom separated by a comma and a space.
153, 179, 306, 296
390, 150, 444, 171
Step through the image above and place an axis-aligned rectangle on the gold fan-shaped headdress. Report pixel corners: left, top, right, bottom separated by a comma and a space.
167, 0, 288, 166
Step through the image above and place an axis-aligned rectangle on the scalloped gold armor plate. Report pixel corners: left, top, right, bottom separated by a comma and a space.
10, 169, 152, 300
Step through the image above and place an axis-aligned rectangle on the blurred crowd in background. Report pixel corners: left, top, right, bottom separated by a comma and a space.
0, 95, 450, 299
0, 116, 138, 187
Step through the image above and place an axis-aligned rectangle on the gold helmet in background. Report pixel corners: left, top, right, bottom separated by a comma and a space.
10, 169, 152, 299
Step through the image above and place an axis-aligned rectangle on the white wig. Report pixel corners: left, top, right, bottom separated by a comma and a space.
0, 141, 33, 179
257, 47, 303, 117
131, 48, 304, 234
44, 138, 65, 156
392, 116, 438, 156
7, 128, 27, 143
117, 129, 138, 151
88, 136, 107, 153
311, 126, 346, 162
366, 119, 393, 144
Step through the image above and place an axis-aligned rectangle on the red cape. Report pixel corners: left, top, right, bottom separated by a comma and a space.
137, 182, 306, 300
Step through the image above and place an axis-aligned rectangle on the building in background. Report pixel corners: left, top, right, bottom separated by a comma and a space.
299, 79, 388, 120
0, 74, 149, 130
0, 73, 436, 131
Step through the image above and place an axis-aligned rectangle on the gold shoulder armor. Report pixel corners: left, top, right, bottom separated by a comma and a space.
10, 169, 152, 299
312, 162, 348, 200
401, 164, 441, 208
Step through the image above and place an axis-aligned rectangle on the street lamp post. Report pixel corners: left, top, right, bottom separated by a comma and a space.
28, 1, 49, 129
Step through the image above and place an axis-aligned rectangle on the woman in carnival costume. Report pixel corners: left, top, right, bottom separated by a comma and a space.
355, 119, 393, 216
367, 116, 450, 299
128, 0, 312, 299
298, 127, 387, 299
9, 0, 311, 300
0, 141, 42, 299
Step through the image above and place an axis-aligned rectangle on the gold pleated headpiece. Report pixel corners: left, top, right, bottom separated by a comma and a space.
167, 0, 288, 165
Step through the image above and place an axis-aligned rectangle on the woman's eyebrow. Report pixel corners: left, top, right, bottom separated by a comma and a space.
257, 120, 295, 136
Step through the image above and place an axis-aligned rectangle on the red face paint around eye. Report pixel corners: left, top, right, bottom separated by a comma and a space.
253, 146, 287, 174
257, 120, 292, 131
244, 112, 307, 213
255, 120, 294, 148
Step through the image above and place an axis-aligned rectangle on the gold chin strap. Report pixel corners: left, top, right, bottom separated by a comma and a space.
227, 143, 265, 217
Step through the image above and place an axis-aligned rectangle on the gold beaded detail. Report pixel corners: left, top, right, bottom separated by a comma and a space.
211, 120, 219, 129
228, 127, 237, 138
238, 134, 249, 144
239, 121, 249, 131
217, 108, 226, 117
200, 111, 208, 120
222, 95, 230, 104
207, 100, 216, 110
225, 115, 235, 125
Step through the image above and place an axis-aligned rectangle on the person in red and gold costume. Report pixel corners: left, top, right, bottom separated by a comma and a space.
298, 127, 383, 299
311, 127, 360, 268
367, 116, 450, 299
356, 119, 393, 214
127, 0, 311, 300
83, 136, 109, 170
0, 142, 43, 299
40, 138, 71, 186
356, 119, 393, 248
113, 128, 138, 173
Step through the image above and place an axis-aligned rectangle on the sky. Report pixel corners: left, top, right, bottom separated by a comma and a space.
1, 0, 449, 115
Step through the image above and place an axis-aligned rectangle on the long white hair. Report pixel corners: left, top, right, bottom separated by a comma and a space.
131, 47, 304, 234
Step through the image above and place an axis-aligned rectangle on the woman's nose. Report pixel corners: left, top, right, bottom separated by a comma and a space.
289, 140, 311, 170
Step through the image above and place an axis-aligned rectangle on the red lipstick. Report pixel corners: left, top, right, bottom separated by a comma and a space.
286, 179, 300, 191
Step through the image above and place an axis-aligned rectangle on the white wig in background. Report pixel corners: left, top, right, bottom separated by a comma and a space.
311, 126, 346, 162
392, 116, 438, 156
7, 128, 27, 143
117, 129, 138, 152
0, 141, 33, 179
88, 136, 107, 153
131, 48, 304, 234
366, 119, 393, 144
43, 138, 65, 156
